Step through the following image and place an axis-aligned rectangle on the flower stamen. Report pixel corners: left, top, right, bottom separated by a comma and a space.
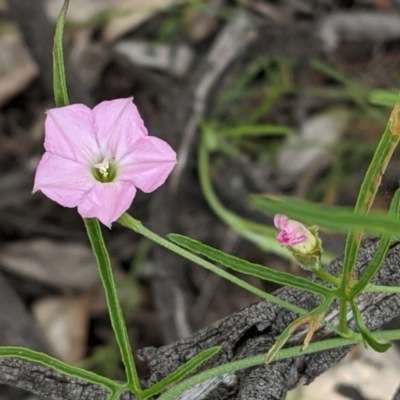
94, 152, 112, 178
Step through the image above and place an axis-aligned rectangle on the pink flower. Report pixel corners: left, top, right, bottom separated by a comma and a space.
33, 98, 177, 227
273, 214, 317, 254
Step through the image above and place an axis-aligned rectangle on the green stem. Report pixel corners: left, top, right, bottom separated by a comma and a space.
198, 130, 277, 244
107, 386, 128, 400
338, 297, 352, 335
118, 214, 304, 315
158, 329, 400, 400
350, 188, 400, 298
118, 214, 341, 335
337, 104, 400, 337
83, 218, 142, 397
350, 299, 391, 352
366, 284, 400, 293
313, 268, 340, 286
340, 111, 400, 291
265, 298, 333, 364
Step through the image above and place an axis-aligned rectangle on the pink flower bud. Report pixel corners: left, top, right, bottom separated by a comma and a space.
273, 214, 318, 255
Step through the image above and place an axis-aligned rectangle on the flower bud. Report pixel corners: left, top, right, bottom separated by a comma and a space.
274, 214, 322, 271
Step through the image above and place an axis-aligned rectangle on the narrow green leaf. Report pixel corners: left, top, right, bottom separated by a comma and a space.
142, 346, 221, 398
198, 130, 279, 253
159, 330, 400, 400
369, 89, 400, 107
350, 301, 391, 352
350, 189, 400, 297
251, 195, 400, 236
218, 124, 292, 137
53, 0, 69, 107
118, 214, 310, 318
340, 112, 400, 299
107, 387, 126, 400
265, 299, 332, 364
168, 234, 331, 297
120, 213, 342, 336
347, 233, 391, 295
0, 346, 118, 391
361, 330, 391, 352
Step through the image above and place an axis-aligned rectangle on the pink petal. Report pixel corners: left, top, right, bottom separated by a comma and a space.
118, 136, 177, 193
274, 214, 288, 229
77, 181, 137, 227
276, 231, 290, 245
45, 104, 99, 163
287, 231, 306, 245
291, 226, 307, 244
92, 98, 147, 161
33, 152, 95, 208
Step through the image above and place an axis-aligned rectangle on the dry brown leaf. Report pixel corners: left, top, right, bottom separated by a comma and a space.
0, 239, 99, 290
114, 40, 193, 78
71, 29, 110, 89
103, 0, 184, 42
0, 34, 39, 107
45, 0, 115, 23
45, 0, 184, 41
32, 294, 91, 363
277, 109, 350, 177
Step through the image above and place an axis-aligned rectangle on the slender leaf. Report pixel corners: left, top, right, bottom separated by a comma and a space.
53, 0, 69, 107
350, 189, 400, 296
265, 299, 332, 364
198, 131, 278, 251
0, 346, 118, 391
340, 110, 400, 303
106, 386, 128, 400
168, 234, 332, 297
251, 195, 400, 236
159, 330, 400, 400
369, 89, 400, 107
350, 234, 392, 296
142, 347, 221, 398
350, 301, 391, 352
336, 102, 400, 333
197, 134, 335, 265
118, 213, 308, 316
218, 124, 291, 137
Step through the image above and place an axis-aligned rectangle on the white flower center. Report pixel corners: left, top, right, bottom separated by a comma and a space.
94, 151, 112, 178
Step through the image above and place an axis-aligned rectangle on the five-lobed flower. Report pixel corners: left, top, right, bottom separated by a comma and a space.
33, 98, 177, 227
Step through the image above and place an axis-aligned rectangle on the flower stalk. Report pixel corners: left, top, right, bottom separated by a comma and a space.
84, 218, 143, 398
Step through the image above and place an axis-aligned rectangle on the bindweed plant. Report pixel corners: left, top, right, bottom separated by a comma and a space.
3, 1, 400, 400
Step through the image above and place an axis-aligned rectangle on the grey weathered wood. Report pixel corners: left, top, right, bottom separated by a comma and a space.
0, 238, 400, 399
0, 271, 49, 399
140, 238, 400, 399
